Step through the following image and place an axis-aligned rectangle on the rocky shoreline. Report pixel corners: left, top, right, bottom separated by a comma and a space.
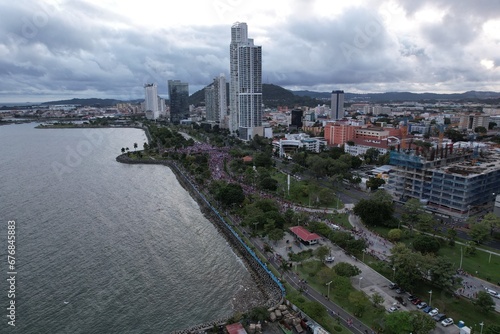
116, 154, 284, 333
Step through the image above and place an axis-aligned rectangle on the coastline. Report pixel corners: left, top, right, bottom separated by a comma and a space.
116, 154, 284, 332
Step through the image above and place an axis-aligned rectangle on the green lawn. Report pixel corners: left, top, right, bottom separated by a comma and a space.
438, 245, 500, 283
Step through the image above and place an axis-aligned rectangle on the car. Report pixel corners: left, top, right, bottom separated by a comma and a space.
407, 295, 417, 302
412, 298, 422, 305
441, 318, 454, 327
388, 306, 398, 313
389, 283, 398, 290
324, 256, 335, 263
422, 306, 433, 313
433, 313, 446, 322
396, 288, 406, 294
394, 296, 407, 306
429, 308, 439, 317
417, 302, 427, 309
485, 288, 500, 299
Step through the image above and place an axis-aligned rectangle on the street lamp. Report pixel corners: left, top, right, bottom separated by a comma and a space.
429, 290, 432, 307
359, 277, 363, 289
326, 281, 332, 299
480, 322, 484, 334
392, 267, 396, 281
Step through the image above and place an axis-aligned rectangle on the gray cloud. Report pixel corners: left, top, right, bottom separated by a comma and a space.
0, 0, 499, 102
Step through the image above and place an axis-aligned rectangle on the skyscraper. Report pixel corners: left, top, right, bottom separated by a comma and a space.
205, 74, 227, 126
229, 22, 262, 140
144, 83, 159, 120
331, 90, 345, 120
168, 80, 189, 124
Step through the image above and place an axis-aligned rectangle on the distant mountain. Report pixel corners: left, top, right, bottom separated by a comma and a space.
40, 98, 143, 107
189, 83, 323, 108
292, 90, 500, 103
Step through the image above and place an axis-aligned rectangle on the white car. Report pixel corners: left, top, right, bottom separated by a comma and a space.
429, 308, 439, 317
325, 256, 335, 263
486, 288, 500, 299
388, 306, 398, 313
441, 318, 454, 327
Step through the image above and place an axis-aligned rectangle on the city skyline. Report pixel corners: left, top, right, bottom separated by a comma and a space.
1, 0, 499, 103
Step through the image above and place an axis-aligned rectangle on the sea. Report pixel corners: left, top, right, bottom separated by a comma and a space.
0, 123, 257, 333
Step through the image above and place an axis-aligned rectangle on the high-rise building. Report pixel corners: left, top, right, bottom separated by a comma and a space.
168, 80, 189, 124
331, 90, 345, 120
205, 74, 227, 126
229, 22, 263, 140
144, 83, 159, 120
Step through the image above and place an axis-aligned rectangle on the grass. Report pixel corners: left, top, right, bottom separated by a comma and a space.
438, 244, 500, 283
294, 260, 386, 330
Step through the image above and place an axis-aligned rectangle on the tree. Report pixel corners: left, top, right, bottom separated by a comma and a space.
409, 310, 436, 334
390, 243, 423, 290
475, 126, 487, 135
481, 213, 500, 236
134, 142, 138, 151
364, 148, 380, 164
475, 291, 495, 313
401, 198, 424, 228
247, 306, 269, 321
267, 228, 284, 244
413, 235, 440, 254
121, 147, 125, 154
348, 291, 368, 316
387, 229, 402, 242
315, 246, 330, 261
384, 311, 412, 334
353, 198, 395, 227
333, 262, 361, 277
371, 292, 384, 307
470, 221, 492, 244
416, 212, 436, 232
484, 324, 500, 334
366, 176, 385, 191
259, 177, 278, 191
143, 142, 149, 151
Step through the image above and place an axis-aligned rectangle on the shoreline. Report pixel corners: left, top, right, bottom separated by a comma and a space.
116, 154, 284, 332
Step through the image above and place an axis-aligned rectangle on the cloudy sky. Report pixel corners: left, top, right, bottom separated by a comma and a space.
1, 0, 500, 103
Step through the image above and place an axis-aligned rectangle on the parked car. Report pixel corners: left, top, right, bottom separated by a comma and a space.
422, 306, 433, 313
433, 313, 446, 322
394, 296, 407, 306
441, 318, 454, 327
429, 308, 439, 317
396, 288, 406, 294
324, 256, 335, 263
412, 298, 422, 305
417, 302, 427, 309
389, 283, 398, 290
388, 306, 398, 313
407, 295, 417, 302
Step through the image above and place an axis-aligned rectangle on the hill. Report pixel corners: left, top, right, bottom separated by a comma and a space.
40, 98, 129, 107
292, 90, 500, 103
189, 83, 323, 108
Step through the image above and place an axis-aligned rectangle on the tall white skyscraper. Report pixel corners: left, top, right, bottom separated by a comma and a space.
229, 22, 262, 140
205, 74, 227, 126
144, 83, 159, 120
331, 90, 345, 120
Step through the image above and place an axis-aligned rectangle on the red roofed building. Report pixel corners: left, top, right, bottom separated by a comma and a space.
289, 226, 321, 245
226, 323, 247, 334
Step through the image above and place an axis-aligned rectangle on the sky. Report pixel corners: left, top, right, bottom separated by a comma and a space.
1, 0, 500, 103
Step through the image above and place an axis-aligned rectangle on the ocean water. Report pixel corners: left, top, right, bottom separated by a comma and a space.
0, 123, 255, 333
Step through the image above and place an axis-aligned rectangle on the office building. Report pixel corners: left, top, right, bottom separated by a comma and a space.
144, 83, 159, 120
229, 22, 263, 140
168, 80, 189, 124
205, 74, 227, 126
387, 145, 500, 217
331, 90, 345, 120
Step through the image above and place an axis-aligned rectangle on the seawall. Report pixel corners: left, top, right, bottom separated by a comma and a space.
116, 154, 284, 332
